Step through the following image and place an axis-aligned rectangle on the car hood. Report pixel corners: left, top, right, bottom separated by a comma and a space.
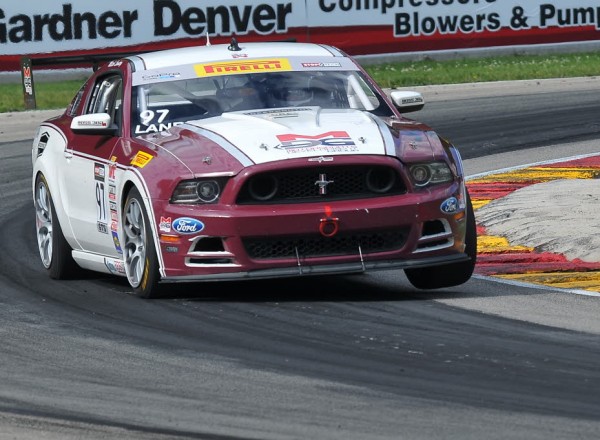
184, 107, 394, 165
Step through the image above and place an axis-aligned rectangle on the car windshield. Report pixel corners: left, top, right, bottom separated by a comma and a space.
130, 70, 393, 136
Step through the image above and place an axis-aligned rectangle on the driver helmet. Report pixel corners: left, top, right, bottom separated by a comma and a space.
268, 75, 314, 107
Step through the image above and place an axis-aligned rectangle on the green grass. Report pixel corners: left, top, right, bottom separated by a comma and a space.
1, 79, 86, 113
365, 51, 600, 88
2, 51, 600, 112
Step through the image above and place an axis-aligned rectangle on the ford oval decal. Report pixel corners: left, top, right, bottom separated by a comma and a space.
173, 217, 204, 235
440, 197, 458, 214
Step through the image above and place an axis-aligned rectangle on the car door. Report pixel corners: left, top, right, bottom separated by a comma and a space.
59, 74, 123, 256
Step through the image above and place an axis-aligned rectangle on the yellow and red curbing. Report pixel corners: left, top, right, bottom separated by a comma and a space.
467, 155, 600, 293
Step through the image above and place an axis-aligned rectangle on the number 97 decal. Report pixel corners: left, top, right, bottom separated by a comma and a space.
140, 109, 169, 126
135, 109, 184, 135
96, 181, 109, 234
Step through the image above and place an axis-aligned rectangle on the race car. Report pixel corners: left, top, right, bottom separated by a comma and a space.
32, 38, 476, 298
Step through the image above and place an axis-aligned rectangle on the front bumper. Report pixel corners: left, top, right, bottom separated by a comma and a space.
154, 181, 468, 280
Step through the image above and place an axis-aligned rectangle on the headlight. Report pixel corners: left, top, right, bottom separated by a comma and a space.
171, 178, 227, 204
409, 162, 453, 187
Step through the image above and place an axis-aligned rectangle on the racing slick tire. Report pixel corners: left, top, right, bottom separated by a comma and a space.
405, 192, 477, 290
123, 187, 162, 298
34, 174, 79, 279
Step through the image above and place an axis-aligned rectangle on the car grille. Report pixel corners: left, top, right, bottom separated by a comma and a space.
243, 229, 407, 260
237, 165, 406, 204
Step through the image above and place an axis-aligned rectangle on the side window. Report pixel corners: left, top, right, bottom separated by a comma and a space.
66, 80, 89, 117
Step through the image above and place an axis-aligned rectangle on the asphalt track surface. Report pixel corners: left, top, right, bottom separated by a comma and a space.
1, 78, 600, 439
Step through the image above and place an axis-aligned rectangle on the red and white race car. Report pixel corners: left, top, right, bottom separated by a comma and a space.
32, 39, 476, 298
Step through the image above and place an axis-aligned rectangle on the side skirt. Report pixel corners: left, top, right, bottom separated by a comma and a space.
72, 250, 127, 278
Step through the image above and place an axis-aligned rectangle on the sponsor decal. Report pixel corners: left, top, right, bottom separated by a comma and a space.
78, 119, 107, 127
440, 197, 459, 214
194, 58, 291, 77
111, 220, 118, 232
22, 65, 33, 95
108, 162, 117, 180
104, 257, 126, 275
94, 162, 105, 181
108, 184, 117, 201
243, 108, 311, 117
165, 245, 179, 253
401, 96, 424, 105
301, 62, 342, 68
97, 221, 109, 234
130, 151, 153, 168
141, 72, 181, 81
159, 216, 172, 233
275, 131, 358, 154
112, 231, 123, 254
108, 60, 123, 67
173, 217, 205, 235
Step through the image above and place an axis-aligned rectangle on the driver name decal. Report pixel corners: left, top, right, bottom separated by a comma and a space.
275, 131, 358, 154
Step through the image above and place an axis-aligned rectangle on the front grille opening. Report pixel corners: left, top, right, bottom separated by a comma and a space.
422, 220, 446, 236
237, 166, 406, 204
187, 237, 233, 265
416, 219, 452, 250
243, 230, 407, 260
189, 258, 234, 265
192, 237, 225, 252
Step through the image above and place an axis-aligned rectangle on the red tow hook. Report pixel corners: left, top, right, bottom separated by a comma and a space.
319, 205, 339, 237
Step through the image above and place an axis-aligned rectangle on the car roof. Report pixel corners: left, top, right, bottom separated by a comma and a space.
127, 41, 346, 71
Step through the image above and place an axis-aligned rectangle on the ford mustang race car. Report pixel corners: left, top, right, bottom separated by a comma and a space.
32, 39, 476, 298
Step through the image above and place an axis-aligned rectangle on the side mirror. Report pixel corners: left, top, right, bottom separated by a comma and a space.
71, 113, 118, 135
389, 91, 425, 113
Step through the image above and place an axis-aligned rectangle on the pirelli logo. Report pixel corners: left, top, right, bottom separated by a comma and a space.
194, 59, 292, 77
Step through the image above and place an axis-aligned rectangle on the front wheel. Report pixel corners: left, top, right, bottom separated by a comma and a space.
122, 187, 162, 298
405, 191, 477, 290
34, 174, 78, 279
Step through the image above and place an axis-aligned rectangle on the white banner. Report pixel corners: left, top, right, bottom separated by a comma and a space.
1, 1, 599, 67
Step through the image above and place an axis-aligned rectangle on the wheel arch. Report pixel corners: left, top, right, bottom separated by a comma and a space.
120, 171, 166, 277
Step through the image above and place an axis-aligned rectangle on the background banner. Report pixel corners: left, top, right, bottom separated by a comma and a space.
1, 0, 599, 70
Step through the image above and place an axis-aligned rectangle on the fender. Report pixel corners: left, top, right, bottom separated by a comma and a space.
120, 168, 168, 278
31, 123, 82, 251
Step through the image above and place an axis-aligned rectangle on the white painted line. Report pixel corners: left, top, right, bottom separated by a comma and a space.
467, 151, 600, 180
472, 274, 600, 298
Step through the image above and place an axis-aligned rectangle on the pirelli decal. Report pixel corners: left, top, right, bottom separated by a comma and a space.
194, 58, 292, 77
130, 151, 154, 168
